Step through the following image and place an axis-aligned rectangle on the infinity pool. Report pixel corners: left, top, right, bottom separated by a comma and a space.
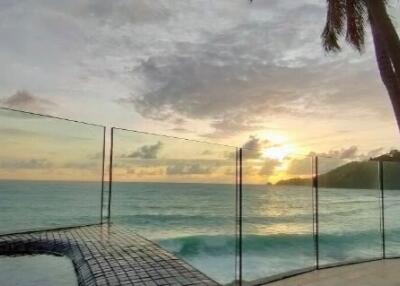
0, 255, 77, 286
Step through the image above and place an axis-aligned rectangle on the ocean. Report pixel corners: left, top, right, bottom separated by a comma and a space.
1, 180, 399, 285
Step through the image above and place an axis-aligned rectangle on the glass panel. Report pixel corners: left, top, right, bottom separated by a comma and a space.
383, 161, 400, 257
110, 128, 238, 285
318, 156, 381, 266
242, 148, 315, 284
0, 108, 105, 234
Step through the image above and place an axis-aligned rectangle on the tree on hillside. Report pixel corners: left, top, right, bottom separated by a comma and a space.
371, 149, 400, 161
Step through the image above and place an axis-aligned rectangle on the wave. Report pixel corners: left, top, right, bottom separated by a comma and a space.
114, 214, 235, 226
114, 213, 314, 225
157, 230, 386, 258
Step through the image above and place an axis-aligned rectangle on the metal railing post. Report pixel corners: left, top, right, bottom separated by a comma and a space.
100, 126, 106, 224
107, 127, 114, 224
238, 148, 243, 286
235, 148, 240, 285
379, 161, 386, 259
314, 156, 320, 269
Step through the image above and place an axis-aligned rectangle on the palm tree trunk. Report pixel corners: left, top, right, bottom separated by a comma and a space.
367, 0, 400, 83
370, 14, 400, 131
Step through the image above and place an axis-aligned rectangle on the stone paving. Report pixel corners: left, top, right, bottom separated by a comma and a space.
265, 259, 400, 286
0, 224, 220, 286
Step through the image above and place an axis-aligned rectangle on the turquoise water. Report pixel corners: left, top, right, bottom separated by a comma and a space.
1, 180, 400, 284
0, 255, 77, 286
0, 180, 102, 233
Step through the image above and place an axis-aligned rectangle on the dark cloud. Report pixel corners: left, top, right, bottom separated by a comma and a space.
1, 90, 55, 113
170, 127, 190, 133
223, 135, 270, 160
243, 136, 269, 151
202, 114, 265, 138
0, 159, 53, 169
114, 1, 385, 137
242, 136, 270, 159
125, 142, 162, 159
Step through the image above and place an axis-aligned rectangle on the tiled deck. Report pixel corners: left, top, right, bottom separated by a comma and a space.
266, 259, 400, 286
0, 224, 219, 286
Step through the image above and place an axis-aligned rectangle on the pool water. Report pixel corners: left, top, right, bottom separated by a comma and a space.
0, 255, 77, 286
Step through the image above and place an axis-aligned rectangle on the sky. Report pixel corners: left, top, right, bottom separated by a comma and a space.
0, 0, 400, 183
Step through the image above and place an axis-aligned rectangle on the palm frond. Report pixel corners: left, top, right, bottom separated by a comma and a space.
322, 0, 346, 52
345, 0, 367, 52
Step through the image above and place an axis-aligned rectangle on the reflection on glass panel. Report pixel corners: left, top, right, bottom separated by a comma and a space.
318, 157, 381, 266
383, 161, 400, 258
110, 128, 237, 285
242, 148, 315, 284
0, 108, 105, 234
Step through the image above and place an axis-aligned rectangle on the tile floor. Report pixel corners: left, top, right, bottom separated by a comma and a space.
267, 260, 400, 286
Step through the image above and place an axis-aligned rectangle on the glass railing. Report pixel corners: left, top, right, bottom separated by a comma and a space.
317, 157, 382, 267
242, 149, 315, 285
109, 128, 238, 285
382, 161, 400, 258
0, 107, 105, 234
3, 106, 400, 284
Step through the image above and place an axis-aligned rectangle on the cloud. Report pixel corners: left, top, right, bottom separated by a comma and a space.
311, 145, 359, 160
170, 127, 190, 133
0, 0, 391, 140
242, 136, 270, 159
258, 158, 280, 176
0, 128, 37, 137
166, 163, 214, 175
202, 114, 265, 138
287, 147, 353, 176
124, 166, 164, 176
0, 159, 53, 169
366, 148, 385, 159
113, 1, 384, 137
0, 90, 55, 113
125, 141, 162, 159
223, 135, 271, 160
74, 1, 171, 25
286, 146, 386, 175
201, 150, 213, 155
87, 152, 104, 160
286, 156, 313, 175
62, 161, 99, 170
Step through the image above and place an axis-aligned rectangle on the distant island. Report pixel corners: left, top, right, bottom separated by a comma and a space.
275, 150, 400, 189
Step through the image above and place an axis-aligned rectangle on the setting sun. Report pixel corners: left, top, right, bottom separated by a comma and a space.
263, 145, 294, 161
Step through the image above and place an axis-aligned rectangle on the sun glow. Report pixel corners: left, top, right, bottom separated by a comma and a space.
263, 145, 294, 161
264, 132, 287, 144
